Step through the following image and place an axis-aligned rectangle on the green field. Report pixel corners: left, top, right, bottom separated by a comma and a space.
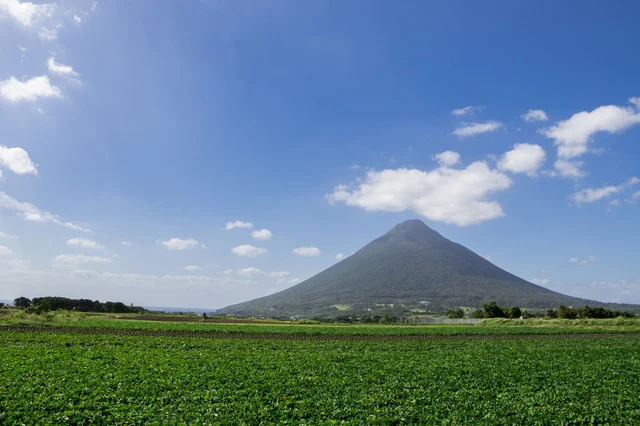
2, 317, 640, 424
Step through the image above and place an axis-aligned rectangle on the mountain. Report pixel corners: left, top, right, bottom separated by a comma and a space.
220, 220, 639, 317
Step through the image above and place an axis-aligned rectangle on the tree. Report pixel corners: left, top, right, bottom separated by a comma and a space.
482, 301, 506, 318
14, 297, 31, 309
508, 306, 522, 319
470, 309, 485, 318
446, 308, 465, 319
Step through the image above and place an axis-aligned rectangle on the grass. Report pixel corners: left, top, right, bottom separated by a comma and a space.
1, 330, 640, 424
3, 312, 640, 336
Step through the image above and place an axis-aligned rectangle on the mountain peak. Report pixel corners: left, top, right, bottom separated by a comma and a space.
220, 219, 636, 318
385, 219, 443, 242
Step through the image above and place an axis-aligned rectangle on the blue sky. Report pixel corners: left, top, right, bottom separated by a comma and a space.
1, 0, 639, 309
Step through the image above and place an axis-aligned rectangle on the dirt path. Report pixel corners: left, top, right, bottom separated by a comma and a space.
2, 324, 640, 341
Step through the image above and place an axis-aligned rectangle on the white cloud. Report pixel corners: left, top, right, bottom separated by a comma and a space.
327, 161, 512, 227
225, 220, 252, 230
184, 265, 203, 272
0, 245, 13, 256
570, 177, 639, 204
541, 98, 640, 160
530, 278, 549, 286
0, 192, 91, 232
631, 191, 640, 202
53, 254, 112, 267
350, 164, 361, 170
251, 228, 272, 240
521, 109, 548, 122
222, 269, 233, 275
232, 244, 267, 257
553, 159, 585, 178
0, 146, 37, 174
48, 57, 79, 77
336, 253, 344, 261
293, 246, 320, 257
237, 267, 264, 277
37, 26, 57, 40
0, 0, 55, 27
569, 256, 596, 265
0, 76, 61, 102
67, 238, 104, 250
160, 238, 201, 251
497, 143, 546, 175
452, 121, 501, 138
73, 14, 81, 24
236, 267, 288, 278
451, 105, 483, 116
121, 241, 133, 246
433, 151, 460, 167
0, 232, 15, 239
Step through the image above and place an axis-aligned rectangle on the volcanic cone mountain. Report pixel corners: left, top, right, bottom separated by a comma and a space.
220, 220, 638, 317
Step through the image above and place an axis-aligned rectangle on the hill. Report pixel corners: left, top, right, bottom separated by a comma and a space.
220, 220, 640, 317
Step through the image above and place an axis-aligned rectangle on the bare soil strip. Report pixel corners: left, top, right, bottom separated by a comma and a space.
2, 324, 640, 341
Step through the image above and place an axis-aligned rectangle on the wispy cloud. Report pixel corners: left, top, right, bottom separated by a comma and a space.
451, 121, 502, 138
0, 192, 90, 232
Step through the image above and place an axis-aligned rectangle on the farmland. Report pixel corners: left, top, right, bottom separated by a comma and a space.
2, 318, 640, 424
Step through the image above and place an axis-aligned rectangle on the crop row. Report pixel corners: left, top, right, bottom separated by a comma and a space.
3, 324, 640, 342
1, 331, 640, 424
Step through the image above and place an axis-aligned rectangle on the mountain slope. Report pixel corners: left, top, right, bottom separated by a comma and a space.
220, 220, 639, 317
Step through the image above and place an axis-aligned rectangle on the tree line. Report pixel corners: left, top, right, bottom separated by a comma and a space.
448, 301, 636, 319
12, 296, 146, 314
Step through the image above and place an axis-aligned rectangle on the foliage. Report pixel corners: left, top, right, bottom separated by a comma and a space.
446, 308, 465, 318
14, 296, 146, 314
1, 331, 640, 424
13, 297, 31, 309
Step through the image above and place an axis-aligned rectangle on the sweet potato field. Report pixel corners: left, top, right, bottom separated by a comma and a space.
2, 328, 640, 424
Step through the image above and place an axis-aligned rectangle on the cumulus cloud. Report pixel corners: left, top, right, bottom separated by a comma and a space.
67, 238, 104, 250
521, 109, 548, 122
570, 256, 596, 265
553, 159, 585, 178
452, 121, 502, 138
48, 57, 79, 77
53, 254, 112, 267
0, 232, 15, 239
121, 241, 133, 246
293, 246, 320, 257
570, 177, 639, 204
225, 220, 252, 230
251, 229, 272, 240
451, 105, 484, 116
232, 244, 267, 257
0, 192, 90, 232
433, 151, 460, 167
0, 76, 61, 102
0, 146, 37, 174
497, 143, 546, 175
0, 245, 13, 256
160, 238, 201, 251
327, 161, 512, 227
0, 0, 55, 27
184, 265, 203, 272
222, 269, 233, 275
336, 253, 345, 261
541, 98, 640, 171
